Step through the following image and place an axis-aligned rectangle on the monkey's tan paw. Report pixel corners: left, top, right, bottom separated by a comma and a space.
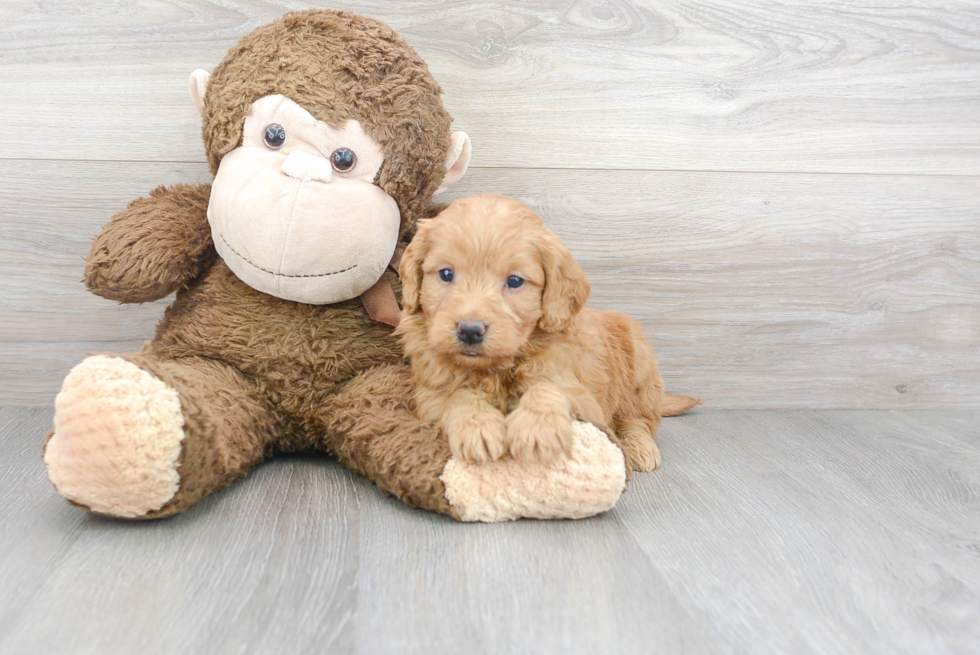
44, 356, 186, 518
447, 410, 508, 465
441, 421, 626, 522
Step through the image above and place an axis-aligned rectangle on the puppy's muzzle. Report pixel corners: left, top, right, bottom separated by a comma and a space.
456, 321, 487, 345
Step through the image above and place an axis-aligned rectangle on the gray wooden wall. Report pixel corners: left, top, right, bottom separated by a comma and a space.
1, 0, 978, 408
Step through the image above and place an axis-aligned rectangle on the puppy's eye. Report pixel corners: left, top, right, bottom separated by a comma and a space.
506, 275, 525, 289
330, 148, 356, 172
438, 268, 454, 283
263, 124, 286, 149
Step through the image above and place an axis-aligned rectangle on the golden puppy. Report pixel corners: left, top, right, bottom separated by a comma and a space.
397, 194, 699, 469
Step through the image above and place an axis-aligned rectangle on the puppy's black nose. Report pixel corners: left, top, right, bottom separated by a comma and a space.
457, 321, 487, 345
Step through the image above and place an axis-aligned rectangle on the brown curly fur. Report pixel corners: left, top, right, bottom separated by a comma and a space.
398, 195, 701, 471
55, 10, 463, 518
84, 184, 216, 303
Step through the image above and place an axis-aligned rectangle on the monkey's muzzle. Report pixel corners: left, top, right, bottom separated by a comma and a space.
207, 147, 401, 305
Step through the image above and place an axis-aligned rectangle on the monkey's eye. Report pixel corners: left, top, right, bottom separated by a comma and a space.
330, 148, 356, 172
263, 124, 286, 150
506, 275, 525, 289
438, 268, 454, 283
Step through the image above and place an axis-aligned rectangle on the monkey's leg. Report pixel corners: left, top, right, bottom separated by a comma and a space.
313, 364, 627, 522
44, 353, 276, 519
315, 364, 456, 515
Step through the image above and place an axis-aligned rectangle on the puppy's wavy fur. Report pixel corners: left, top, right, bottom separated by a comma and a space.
397, 194, 700, 470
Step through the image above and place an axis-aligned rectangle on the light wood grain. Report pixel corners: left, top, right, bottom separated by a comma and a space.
2, 407, 978, 654
617, 409, 980, 655
0, 407, 87, 639
3, 160, 977, 408
1, 1, 978, 408
1, 0, 978, 174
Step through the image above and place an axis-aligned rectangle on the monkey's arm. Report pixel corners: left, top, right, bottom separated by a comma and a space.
84, 184, 215, 303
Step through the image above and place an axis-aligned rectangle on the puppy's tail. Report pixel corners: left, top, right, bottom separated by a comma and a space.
662, 394, 702, 417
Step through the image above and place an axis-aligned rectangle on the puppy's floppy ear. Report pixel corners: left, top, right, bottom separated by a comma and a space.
536, 229, 591, 333
399, 220, 433, 315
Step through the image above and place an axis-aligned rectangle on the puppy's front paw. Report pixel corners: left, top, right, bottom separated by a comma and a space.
621, 437, 662, 472
447, 410, 508, 465
506, 406, 574, 465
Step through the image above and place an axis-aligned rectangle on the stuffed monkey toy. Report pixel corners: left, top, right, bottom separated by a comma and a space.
42, 10, 629, 522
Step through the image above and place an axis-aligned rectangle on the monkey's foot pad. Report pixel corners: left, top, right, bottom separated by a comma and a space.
440, 421, 626, 522
44, 356, 186, 518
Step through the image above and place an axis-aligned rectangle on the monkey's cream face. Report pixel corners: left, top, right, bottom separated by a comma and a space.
208, 95, 401, 304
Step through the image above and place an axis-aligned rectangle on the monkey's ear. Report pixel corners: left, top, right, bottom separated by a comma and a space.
399, 220, 433, 314
435, 132, 471, 195
537, 231, 591, 333
189, 69, 211, 117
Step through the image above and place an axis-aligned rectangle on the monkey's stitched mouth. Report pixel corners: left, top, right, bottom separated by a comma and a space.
218, 233, 358, 278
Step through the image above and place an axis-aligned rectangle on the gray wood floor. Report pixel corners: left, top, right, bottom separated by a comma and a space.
2, 406, 977, 655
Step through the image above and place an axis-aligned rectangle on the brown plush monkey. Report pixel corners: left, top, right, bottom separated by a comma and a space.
42, 10, 628, 522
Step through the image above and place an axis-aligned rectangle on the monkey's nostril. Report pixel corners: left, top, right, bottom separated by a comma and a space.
457, 321, 487, 345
